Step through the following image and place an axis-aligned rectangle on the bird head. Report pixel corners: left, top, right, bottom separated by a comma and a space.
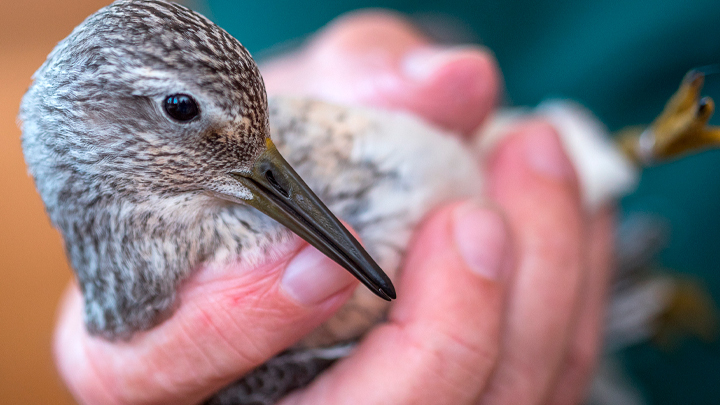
21, 0, 395, 301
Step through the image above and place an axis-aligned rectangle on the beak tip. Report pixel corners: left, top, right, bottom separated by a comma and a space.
241, 147, 398, 302
378, 281, 396, 301
386, 287, 396, 301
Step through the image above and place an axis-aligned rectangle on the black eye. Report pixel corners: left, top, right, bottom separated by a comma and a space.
163, 94, 199, 122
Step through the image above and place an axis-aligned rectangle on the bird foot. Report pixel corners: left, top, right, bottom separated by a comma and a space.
653, 278, 719, 349
618, 69, 720, 165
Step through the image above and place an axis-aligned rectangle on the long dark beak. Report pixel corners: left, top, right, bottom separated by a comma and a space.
230, 139, 396, 301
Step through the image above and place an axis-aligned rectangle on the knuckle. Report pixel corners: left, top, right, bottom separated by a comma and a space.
315, 9, 425, 53
325, 10, 417, 38
406, 324, 500, 392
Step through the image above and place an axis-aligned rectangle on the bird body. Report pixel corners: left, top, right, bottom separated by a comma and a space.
270, 97, 482, 345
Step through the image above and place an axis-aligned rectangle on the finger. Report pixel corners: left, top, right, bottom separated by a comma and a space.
479, 121, 586, 405
281, 202, 512, 404
261, 10, 500, 135
546, 207, 615, 405
54, 237, 358, 405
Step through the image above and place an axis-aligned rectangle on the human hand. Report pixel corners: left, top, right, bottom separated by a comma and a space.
266, 12, 613, 405
54, 10, 611, 405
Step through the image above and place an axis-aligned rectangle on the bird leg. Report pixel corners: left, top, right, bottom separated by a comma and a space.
617, 69, 720, 165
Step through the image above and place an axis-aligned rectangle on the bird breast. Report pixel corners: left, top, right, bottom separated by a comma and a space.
267, 97, 483, 346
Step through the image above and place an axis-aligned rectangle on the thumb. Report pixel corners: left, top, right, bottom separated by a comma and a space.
54, 237, 358, 405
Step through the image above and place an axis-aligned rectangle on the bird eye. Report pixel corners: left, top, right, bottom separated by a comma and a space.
163, 94, 199, 122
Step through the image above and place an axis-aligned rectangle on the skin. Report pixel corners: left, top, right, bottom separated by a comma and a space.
54, 10, 613, 405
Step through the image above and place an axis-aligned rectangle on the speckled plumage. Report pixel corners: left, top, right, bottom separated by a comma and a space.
20, 0, 277, 338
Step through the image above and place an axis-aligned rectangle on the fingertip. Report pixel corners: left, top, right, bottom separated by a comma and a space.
487, 119, 579, 199
322, 10, 501, 134
179, 238, 356, 337
315, 9, 426, 52
280, 245, 358, 306
519, 121, 575, 180
394, 201, 510, 323
452, 200, 511, 282
401, 46, 501, 134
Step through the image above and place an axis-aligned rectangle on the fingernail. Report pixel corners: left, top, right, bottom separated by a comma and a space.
402, 46, 477, 81
281, 245, 356, 305
453, 202, 508, 281
523, 124, 574, 180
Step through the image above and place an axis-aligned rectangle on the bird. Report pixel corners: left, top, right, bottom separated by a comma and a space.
20, 0, 479, 402
20, 0, 408, 340
19, 1, 719, 404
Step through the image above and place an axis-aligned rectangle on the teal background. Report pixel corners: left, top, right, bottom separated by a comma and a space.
195, 1, 720, 403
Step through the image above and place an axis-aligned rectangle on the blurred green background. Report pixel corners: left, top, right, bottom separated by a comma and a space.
195, 0, 720, 403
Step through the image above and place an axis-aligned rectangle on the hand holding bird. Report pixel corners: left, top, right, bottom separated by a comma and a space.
29, 2, 611, 404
